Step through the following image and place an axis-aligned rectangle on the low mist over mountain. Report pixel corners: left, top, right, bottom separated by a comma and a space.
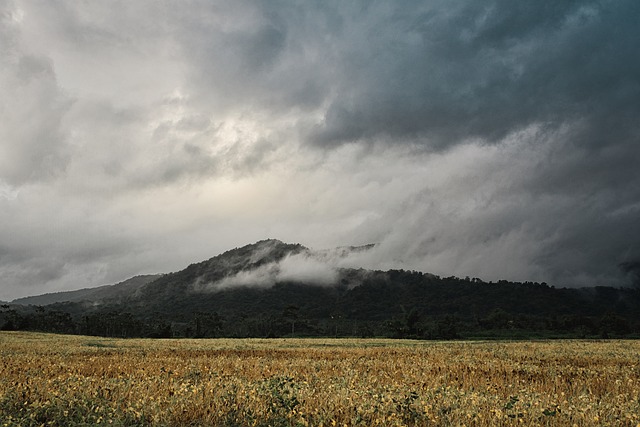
12, 275, 162, 306
11, 239, 375, 305
2, 240, 639, 339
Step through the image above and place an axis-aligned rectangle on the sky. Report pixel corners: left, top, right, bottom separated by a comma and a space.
1, 0, 639, 301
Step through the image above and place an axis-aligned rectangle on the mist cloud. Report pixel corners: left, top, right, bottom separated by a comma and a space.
207, 252, 339, 292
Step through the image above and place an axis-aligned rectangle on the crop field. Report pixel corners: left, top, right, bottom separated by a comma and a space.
0, 332, 639, 426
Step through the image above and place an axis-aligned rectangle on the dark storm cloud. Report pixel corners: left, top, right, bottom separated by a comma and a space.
286, 1, 638, 148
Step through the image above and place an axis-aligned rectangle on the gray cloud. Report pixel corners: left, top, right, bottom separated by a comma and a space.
0, 7, 72, 186
0, 0, 638, 300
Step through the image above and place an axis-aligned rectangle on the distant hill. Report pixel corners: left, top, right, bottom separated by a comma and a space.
2, 239, 639, 339
12, 275, 162, 306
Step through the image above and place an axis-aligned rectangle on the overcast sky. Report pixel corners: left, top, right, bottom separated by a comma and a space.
1, 0, 639, 301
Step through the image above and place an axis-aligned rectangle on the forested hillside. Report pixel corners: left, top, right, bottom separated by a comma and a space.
2, 240, 639, 339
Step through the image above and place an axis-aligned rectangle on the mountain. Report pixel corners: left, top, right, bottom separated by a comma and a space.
5, 238, 348, 312
2, 239, 640, 339
12, 275, 162, 306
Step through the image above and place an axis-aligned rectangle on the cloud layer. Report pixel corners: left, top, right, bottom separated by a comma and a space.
1, 0, 639, 300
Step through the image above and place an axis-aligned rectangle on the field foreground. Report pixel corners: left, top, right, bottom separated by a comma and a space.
1, 333, 639, 426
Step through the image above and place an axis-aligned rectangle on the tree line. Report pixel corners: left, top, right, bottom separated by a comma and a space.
2, 268, 639, 339
1, 303, 638, 340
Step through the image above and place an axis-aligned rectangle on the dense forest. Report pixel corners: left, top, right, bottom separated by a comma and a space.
2, 270, 639, 340
2, 240, 639, 339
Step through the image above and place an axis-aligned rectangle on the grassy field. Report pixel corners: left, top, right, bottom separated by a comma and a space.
1, 332, 639, 426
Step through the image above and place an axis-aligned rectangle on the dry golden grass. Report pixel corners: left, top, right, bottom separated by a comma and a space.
1, 332, 639, 426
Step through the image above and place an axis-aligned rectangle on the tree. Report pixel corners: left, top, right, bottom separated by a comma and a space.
620, 261, 640, 289
283, 305, 300, 336
191, 312, 223, 338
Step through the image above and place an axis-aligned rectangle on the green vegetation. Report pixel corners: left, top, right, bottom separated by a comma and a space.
3, 240, 639, 340
2, 269, 639, 340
